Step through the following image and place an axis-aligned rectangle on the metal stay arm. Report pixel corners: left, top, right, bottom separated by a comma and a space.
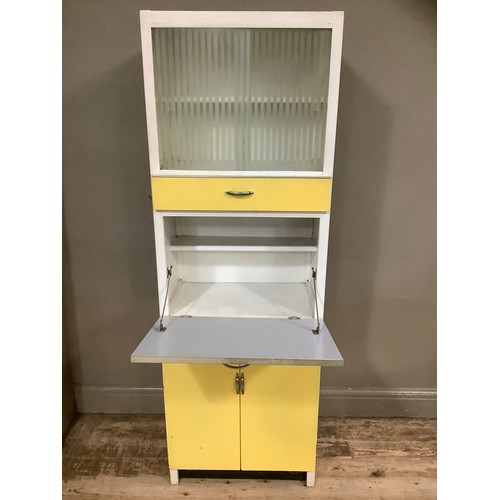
159, 265, 173, 332
311, 267, 320, 335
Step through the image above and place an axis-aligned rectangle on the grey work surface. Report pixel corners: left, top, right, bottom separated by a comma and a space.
131, 316, 344, 366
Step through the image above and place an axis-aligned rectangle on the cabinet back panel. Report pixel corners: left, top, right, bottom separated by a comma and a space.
178, 251, 313, 282
169, 282, 314, 318
175, 216, 316, 238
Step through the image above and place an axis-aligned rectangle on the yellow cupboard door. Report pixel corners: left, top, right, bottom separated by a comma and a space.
240, 365, 321, 472
162, 364, 240, 470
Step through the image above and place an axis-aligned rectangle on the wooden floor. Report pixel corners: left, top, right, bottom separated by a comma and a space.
62, 414, 436, 499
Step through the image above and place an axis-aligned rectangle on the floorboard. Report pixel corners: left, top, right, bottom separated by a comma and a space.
62, 414, 436, 499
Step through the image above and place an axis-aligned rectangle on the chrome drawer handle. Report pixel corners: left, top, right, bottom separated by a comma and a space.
225, 190, 254, 197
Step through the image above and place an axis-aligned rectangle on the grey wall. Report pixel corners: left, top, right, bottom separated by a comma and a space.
63, 0, 436, 417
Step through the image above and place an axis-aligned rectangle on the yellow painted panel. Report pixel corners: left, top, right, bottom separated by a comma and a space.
151, 177, 332, 212
240, 365, 321, 472
162, 364, 240, 470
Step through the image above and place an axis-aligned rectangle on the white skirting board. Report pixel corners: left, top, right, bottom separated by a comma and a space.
74, 385, 437, 417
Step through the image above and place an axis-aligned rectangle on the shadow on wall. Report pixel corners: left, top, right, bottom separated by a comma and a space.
321, 60, 397, 413
63, 53, 161, 410
63, 304, 76, 437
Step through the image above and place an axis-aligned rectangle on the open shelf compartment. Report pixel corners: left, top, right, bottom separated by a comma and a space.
160, 215, 320, 319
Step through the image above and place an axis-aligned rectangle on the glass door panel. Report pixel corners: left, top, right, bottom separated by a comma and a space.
152, 28, 332, 172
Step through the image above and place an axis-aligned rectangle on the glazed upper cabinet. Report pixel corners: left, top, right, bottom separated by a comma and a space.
141, 11, 344, 177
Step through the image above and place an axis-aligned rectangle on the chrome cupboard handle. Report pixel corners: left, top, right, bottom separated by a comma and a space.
235, 374, 240, 394
240, 372, 245, 395
225, 190, 254, 197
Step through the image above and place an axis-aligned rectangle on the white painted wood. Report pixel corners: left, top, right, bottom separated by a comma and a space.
150, 170, 331, 178
156, 211, 323, 219
153, 214, 182, 317
141, 11, 343, 176
131, 317, 344, 366
322, 14, 344, 176
169, 469, 179, 485
153, 213, 325, 318
140, 11, 161, 174
152, 212, 168, 316
178, 252, 312, 283
145, 10, 344, 29
169, 282, 315, 319
175, 216, 316, 238
306, 471, 316, 487
315, 214, 331, 318
171, 236, 317, 252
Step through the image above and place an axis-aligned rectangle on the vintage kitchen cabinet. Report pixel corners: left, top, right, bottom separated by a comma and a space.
131, 10, 344, 487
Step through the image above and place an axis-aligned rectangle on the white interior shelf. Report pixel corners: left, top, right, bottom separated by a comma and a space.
170, 236, 318, 252
169, 281, 315, 319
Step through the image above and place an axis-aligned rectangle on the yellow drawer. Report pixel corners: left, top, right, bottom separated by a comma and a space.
151, 177, 332, 212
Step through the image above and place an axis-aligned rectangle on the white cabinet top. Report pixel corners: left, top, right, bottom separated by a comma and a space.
131, 316, 343, 366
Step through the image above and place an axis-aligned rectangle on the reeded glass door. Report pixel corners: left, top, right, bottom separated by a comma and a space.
152, 28, 332, 172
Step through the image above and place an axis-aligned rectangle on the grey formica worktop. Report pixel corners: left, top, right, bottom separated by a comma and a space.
131, 316, 343, 366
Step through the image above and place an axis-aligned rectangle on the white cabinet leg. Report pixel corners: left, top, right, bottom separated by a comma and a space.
306, 471, 315, 487
169, 469, 179, 485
